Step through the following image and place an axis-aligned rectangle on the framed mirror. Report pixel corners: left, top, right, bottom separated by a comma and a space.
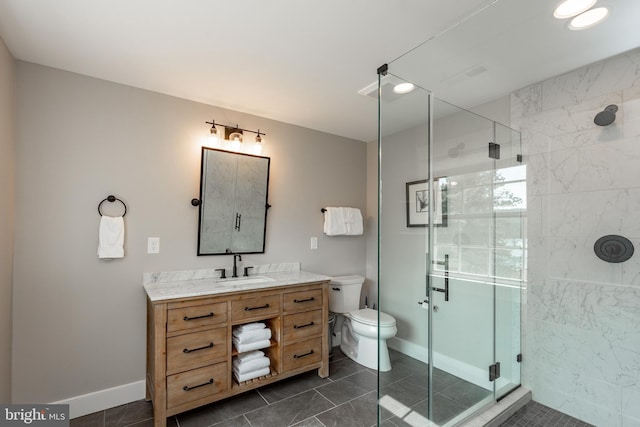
197, 147, 271, 255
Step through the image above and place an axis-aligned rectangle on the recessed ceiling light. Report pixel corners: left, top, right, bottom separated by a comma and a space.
393, 82, 415, 94
553, 0, 597, 19
569, 6, 609, 30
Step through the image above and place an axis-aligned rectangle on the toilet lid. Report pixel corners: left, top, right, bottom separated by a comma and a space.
350, 308, 396, 327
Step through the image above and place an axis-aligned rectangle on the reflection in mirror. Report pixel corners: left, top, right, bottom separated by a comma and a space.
197, 147, 270, 255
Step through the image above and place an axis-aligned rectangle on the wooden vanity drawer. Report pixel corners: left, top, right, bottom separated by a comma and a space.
167, 327, 228, 375
231, 294, 280, 322
283, 337, 322, 372
283, 309, 323, 342
167, 302, 228, 333
167, 362, 228, 409
283, 289, 322, 312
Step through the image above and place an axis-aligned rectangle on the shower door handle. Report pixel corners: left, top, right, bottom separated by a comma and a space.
431, 254, 449, 302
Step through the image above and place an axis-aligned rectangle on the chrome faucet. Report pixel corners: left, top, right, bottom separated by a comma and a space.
232, 253, 242, 278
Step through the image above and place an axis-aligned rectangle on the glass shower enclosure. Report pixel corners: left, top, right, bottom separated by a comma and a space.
376, 69, 525, 425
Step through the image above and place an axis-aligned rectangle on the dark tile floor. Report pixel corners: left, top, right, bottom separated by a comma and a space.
69, 348, 586, 427
499, 401, 594, 427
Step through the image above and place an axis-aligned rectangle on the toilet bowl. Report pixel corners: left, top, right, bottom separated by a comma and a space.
328, 275, 397, 372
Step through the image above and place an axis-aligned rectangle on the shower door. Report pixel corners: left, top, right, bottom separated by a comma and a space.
377, 71, 523, 426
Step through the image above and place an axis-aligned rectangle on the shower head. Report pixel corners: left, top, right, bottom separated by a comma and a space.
594, 104, 618, 126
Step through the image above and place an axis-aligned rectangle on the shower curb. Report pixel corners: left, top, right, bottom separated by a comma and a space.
458, 387, 531, 427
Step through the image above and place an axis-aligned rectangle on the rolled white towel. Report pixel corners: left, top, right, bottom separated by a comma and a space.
235, 350, 265, 363
233, 328, 272, 344
233, 355, 270, 373
233, 366, 270, 383
233, 322, 266, 333
233, 339, 271, 353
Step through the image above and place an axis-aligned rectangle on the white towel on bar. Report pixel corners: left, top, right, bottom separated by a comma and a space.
234, 322, 266, 333
233, 328, 272, 344
233, 366, 270, 383
233, 339, 271, 353
233, 355, 270, 373
97, 216, 124, 259
323, 207, 363, 236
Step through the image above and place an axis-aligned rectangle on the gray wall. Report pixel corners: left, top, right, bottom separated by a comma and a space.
12, 61, 366, 404
0, 36, 15, 403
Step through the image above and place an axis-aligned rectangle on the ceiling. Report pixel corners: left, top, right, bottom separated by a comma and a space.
0, 0, 638, 142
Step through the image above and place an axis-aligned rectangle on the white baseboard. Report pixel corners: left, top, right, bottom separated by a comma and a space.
388, 336, 492, 391
51, 380, 146, 419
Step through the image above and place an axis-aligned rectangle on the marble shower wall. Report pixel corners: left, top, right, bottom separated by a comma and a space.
511, 47, 640, 426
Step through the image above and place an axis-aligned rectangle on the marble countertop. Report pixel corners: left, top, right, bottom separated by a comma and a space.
143, 268, 331, 302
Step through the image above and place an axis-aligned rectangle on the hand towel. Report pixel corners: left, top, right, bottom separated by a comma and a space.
98, 216, 124, 259
343, 207, 364, 235
233, 322, 266, 333
323, 207, 363, 236
235, 350, 265, 363
233, 339, 271, 353
233, 328, 272, 344
233, 355, 270, 372
233, 366, 270, 383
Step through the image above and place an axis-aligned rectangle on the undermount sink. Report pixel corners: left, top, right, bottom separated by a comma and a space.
218, 275, 275, 286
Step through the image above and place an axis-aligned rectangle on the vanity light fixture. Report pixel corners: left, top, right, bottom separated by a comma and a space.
207, 120, 220, 147
225, 126, 244, 143
204, 120, 266, 153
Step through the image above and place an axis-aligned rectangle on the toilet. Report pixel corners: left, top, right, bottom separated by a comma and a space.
329, 275, 397, 372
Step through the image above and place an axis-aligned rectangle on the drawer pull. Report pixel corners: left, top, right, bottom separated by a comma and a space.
293, 297, 315, 303
183, 342, 214, 353
293, 350, 314, 359
293, 321, 315, 329
244, 303, 270, 311
182, 378, 214, 392
183, 312, 214, 321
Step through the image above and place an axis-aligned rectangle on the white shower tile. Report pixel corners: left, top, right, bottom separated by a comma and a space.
548, 148, 580, 194
527, 362, 622, 427
519, 47, 640, 427
579, 189, 640, 239
623, 84, 640, 139
547, 236, 624, 283
519, 129, 549, 156
622, 239, 640, 286
545, 189, 640, 240
579, 138, 640, 192
511, 83, 542, 119
545, 193, 582, 238
526, 152, 549, 196
542, 48, 640, 111
622, 386, 640, 425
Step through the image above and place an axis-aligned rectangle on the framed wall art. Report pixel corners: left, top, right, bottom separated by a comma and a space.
405, 177, 447, 227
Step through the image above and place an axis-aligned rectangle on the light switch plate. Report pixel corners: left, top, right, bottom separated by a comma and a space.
310, 237, 318, 250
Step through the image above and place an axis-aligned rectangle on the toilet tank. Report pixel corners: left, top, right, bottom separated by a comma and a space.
329, 275, 364, 313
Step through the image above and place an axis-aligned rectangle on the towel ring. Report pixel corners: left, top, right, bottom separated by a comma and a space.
98, 195, 127, 217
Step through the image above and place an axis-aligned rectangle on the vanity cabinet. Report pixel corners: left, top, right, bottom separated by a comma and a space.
146, 280, 329, 427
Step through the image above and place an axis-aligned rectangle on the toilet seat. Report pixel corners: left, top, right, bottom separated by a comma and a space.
350, 308, 396, 327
